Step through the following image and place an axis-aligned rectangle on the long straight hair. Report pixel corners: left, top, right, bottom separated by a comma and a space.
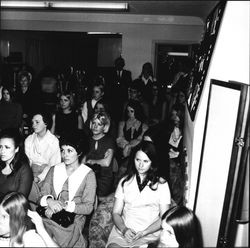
1, 192, 30, 247
162, 206, 203, 248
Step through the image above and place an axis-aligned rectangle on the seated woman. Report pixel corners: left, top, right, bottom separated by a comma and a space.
24, 111, 61, 206
167, 104, 185, 205
0, 86, 23, 132
84, 112, 116, 198
157, 206, 202, 247
93, 98, 117, 139
37, 131, 97, 248
51, 91, 83, 140
106, 141, 171, 248
0, 192, 47, 247
0, 128, 33, 201
117, 100, 148, 159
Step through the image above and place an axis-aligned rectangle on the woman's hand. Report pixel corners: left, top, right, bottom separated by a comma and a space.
28, 210, 45, 231
47, 199, 65, 213
45, 207, 54, 219
123, 144, 131, 157
132, 230, 145, 241
34, 176, 41, 183
86, 159, 94, 165
123, 228, 136, 243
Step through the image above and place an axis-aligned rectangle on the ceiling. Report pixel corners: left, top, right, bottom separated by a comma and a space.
125, 1, 219, 21
0, 1, 220, 24
73, 1, 218, 22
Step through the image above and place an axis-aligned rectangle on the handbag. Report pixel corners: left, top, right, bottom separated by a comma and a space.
36, 205, 75, 228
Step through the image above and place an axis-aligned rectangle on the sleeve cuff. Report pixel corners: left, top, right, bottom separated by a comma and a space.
65, 201, 76, 212
40, 195, 54, 206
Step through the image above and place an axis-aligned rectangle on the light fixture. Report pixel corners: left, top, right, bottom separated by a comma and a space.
167, 52, 189, 56
87, 32, 121, 35
0, 1, 129, 10
1, 1, 45, 8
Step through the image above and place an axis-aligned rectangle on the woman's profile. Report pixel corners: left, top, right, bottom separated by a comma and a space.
0, 192, 47, 247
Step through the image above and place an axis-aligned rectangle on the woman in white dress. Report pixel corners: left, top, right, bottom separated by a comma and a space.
106, 141, 171, 248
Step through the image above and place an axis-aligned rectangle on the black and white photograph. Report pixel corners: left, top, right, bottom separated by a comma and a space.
0, 1, 249, 248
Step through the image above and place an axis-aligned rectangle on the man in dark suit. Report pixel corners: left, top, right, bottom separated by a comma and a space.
108, 56, 132, 123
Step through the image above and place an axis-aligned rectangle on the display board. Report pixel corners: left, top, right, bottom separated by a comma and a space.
187, 1, 226, 121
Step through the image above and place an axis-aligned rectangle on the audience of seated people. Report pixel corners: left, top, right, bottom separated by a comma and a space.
0, 56, 197, 247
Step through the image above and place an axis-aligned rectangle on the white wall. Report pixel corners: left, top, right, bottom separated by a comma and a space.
1, 11, 204, 79
184, 1, 249, 246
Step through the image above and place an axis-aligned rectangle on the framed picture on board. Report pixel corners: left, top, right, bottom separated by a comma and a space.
186, 1, 227, 121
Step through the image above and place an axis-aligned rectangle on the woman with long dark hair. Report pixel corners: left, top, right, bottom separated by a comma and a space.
106, 141, 171, 248
158, 206, 202, 248
117, 99, 148, 159
0, 128, 33, 201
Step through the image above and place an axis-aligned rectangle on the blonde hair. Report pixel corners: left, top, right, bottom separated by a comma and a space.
90, 112, 111, 134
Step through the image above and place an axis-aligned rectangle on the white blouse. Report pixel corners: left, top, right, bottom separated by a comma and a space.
24, 130, 61, 181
